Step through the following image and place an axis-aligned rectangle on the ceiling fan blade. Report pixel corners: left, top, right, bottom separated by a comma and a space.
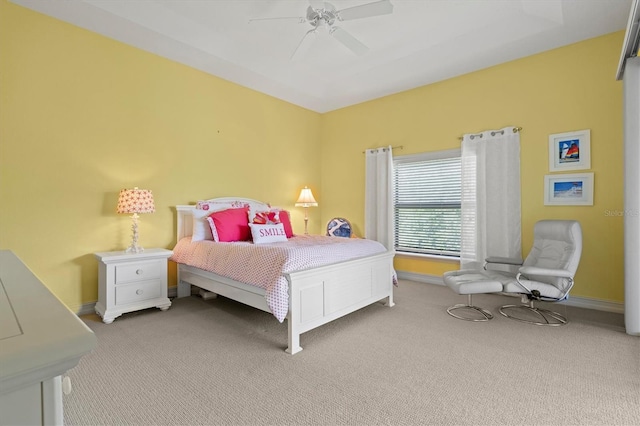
308, 0, 326, 10
330, 26, 368, 56
336, 0, 393, 21
248, 16, 305, 24
291, 29, 317, 60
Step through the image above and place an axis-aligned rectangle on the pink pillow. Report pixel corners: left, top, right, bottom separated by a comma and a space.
206, 207, 251, 242
277, 210, 294, 238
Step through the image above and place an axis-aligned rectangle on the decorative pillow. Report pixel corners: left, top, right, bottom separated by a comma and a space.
191, 209, 215, 241
250, 209, 294, 238
276, 210, 294, 238
252, 210, 280, 225
206, 207, 251, 242
250, 223, 288, 244
326, 217, 353, 238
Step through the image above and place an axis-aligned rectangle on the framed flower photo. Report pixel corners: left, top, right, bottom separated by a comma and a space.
548, 129, 591, 172
544, 173, 594, 206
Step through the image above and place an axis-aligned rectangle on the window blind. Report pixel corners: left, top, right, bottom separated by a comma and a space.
393, 151, 461, 256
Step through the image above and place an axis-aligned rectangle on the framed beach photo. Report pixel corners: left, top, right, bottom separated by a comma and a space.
544, 173, 594, 206
548, 129, 591, 172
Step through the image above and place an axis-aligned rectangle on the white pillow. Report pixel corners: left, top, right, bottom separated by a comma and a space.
250, 223, 287, 244
191, 209, 214, 241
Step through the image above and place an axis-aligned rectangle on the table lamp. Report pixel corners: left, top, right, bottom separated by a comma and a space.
116, 187, 155, 253
295, 186, 318, 235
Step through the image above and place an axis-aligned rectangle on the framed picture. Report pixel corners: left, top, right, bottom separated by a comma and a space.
548, 129, 591, 172
544, 173, 594, 206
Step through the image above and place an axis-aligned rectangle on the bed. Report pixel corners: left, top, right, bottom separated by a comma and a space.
172, 197, 395, 354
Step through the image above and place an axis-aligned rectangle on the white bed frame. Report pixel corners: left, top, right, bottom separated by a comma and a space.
174, 198, 395, 354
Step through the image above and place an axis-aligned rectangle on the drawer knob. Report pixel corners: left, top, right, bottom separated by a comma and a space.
136, 289, 143, 295
136, 269, 143, 275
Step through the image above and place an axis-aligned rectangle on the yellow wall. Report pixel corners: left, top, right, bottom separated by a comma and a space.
0, 1, 322, 311
0, 0, 626, 309
320, 31, 625, 303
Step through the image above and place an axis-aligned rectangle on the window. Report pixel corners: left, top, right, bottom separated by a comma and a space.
393, 149, 461, 257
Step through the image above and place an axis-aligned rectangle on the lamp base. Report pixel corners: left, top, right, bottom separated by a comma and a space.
125, 213, 144, 254
125, 244, 144, 254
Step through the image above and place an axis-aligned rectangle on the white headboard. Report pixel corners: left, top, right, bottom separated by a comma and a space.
175, 197, 271, 241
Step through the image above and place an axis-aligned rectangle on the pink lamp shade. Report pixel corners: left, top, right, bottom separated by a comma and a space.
116, 187, 155, 253
116, 188, 155, 214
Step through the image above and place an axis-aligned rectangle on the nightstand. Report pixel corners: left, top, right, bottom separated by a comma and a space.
94, 248, 173, 324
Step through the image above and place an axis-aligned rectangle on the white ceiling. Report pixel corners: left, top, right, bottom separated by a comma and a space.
11, 0, 633, 113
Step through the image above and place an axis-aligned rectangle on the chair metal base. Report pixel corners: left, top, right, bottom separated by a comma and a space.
498, 303, 568, 326
447, 294, 494, 321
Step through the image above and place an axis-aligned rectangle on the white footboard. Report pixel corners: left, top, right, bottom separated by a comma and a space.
176, 250, 395, 354
285, 250, 395, 354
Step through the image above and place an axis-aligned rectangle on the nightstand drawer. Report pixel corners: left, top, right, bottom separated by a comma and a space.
115, 260, 163, 284
115, 279, 162, 305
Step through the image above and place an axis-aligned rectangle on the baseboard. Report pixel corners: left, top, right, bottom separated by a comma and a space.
397, 271, 445, 286
558, 296, 624, 314
396, 270, 624, 314
76, 302, 97, 316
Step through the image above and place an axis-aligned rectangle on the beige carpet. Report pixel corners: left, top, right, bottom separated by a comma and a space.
64, 280, 640, 426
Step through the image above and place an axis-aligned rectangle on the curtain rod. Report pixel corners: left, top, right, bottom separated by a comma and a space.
362, 145, 404, 154
458, 127, 522, 141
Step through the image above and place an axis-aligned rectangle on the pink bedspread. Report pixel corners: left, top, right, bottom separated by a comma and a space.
171, 235, 392, 322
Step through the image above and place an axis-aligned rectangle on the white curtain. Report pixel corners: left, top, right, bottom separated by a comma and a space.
365, 146, 394, 250
460, 127, 521, 269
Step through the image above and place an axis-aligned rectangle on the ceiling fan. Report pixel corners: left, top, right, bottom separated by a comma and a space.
249, 0, 394, 59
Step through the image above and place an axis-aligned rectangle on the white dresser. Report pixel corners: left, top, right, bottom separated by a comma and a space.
94, 248, 173, 324
0, 250, 96, 426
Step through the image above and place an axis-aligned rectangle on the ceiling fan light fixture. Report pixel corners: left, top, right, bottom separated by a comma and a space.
306, 4, 337, 28
254, 0, 394, 58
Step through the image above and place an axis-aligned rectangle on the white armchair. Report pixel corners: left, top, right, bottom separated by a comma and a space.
443, 220, 582, 325
497, 220, 582, 325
